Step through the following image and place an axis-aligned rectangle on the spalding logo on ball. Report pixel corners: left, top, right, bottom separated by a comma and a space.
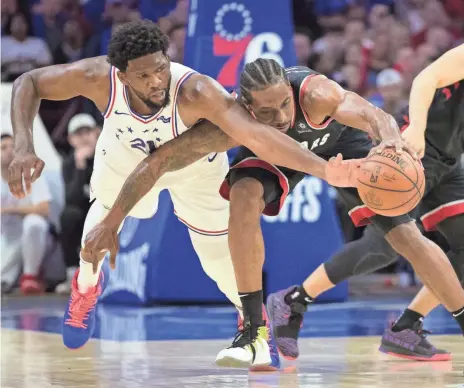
357, 148, 425, 217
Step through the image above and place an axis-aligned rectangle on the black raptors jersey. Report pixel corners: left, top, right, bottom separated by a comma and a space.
232, 66, 371, 166
277, 66, 347, 154
398, 81, 464, 159
224, 66, 373, 216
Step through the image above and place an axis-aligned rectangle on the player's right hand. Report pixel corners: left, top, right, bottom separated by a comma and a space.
82, 222, 120, 273
325, 154, 364, 188
401, 125, 426, 159
8, 151, 45, 198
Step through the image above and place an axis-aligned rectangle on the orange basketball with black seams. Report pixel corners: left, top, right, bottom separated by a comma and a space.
357, 148, 425, 217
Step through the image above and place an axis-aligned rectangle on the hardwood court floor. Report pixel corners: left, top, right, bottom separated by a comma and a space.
1, 296, 463, 388
2, 330, 463, 388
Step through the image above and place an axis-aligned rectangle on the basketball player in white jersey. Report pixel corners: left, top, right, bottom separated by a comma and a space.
8, 20, 360, 360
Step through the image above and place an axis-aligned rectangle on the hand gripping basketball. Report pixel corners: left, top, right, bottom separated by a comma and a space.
357, 148, 425, 216
325, 154, 364, 188
370, 139, 419, 160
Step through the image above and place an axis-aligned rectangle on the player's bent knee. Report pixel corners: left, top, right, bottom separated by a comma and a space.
384, 221, 426, 259
437, 214, 464, 251
230, 177, 265, 215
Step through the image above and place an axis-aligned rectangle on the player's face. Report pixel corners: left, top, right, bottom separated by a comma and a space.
248, 82, 294, 133
120, 52, 171, 111
1, 137, 14, 168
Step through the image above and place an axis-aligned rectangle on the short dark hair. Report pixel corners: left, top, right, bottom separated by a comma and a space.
1, 134, 12, 141
239, 58, 288, 104
107, 20, 169, 72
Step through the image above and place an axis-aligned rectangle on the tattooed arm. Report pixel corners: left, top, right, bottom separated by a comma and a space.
102, 120, 238, 229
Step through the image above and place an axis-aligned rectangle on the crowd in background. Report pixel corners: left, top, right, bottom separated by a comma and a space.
1, 0, 463, 294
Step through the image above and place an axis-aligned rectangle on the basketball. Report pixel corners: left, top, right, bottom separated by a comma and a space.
357, 148, 425, 217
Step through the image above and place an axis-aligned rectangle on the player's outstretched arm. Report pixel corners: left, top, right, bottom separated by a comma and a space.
99, 120, 238, 230
301, 76, 417, 156
302, 76, 401, 142
179, 74, 343, 180
9, 57, 110, 198
409, 44, 464, 133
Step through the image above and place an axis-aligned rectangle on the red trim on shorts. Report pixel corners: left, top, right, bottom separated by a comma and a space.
219, 157, 290, 216
348, 205, 376, 227
299, 75, 334, 129
174, 211, 228, 236
420, 200, 464, 231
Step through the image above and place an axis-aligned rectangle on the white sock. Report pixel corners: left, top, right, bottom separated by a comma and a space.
77, 257, 103, 293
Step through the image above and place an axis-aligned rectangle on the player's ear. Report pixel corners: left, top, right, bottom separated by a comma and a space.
244, 104, 258, 120
117, 71, 128, 86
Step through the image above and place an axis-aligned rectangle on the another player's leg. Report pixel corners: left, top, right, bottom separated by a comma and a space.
268, 223, 451, 360
384, 219, 464, 335
169, 161, 279, 369
268, 224, 398, 359
215, 176, 271, 368
62, 199, 113, 349
379, 286, 450, 361
188, 229, 273, 368
383, 213, 464, 358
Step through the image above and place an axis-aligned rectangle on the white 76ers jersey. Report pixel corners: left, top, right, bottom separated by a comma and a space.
90, 62, 203, 211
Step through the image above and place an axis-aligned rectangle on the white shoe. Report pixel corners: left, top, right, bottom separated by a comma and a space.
215, 325, 271, 368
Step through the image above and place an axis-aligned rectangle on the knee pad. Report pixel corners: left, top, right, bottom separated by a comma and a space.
324, 225, 398, 284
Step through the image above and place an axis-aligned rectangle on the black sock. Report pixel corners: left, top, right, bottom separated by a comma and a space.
452, 306, 464, 335
391, 308, 424, 332
284, 285, 313, 306
239, 290, 264, 327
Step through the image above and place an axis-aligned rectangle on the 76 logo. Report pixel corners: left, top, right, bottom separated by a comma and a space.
214, 32, 285, 87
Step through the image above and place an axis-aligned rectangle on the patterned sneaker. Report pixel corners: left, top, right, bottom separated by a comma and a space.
266, 286, 307, 360
62, 265, 109, 349
379, 321, 451, 361
216, 324, 271, 368
249, 306, 281, 371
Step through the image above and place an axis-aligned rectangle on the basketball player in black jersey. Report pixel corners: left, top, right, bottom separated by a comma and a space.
267, 44, 464, 363
80, 56, 464, 369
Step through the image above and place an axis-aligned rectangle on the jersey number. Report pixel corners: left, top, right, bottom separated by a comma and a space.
310, 134, 330, 150
130, 138, 156, 154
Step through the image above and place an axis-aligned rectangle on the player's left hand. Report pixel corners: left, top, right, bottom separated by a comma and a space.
401, 124, 426, 158
82, 221, 120, 273
370, 139, 419, 160
325, 154, 364, 188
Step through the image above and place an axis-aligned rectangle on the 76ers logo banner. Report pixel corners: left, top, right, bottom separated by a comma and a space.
184, 0, 296, 89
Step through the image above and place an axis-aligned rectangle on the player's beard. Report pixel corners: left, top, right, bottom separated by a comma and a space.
141, 90, 171, 112
136, 76, 172, 113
